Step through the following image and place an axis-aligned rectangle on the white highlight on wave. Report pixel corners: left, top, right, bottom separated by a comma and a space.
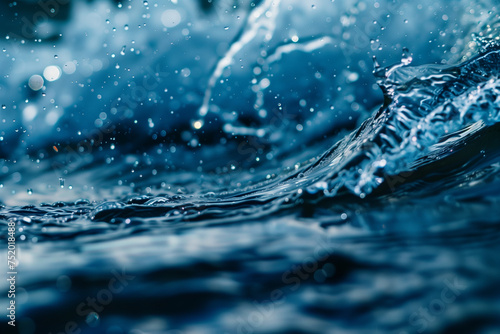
198, 0, 282, 118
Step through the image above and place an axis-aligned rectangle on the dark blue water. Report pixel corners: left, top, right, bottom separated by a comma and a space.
1, 0, 500, 333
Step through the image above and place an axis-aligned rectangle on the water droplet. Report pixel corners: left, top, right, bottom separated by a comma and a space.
143, 0, 148, 6
27, 189, 33, 195
124, 24, 129, 31
86, 312, 100, 327
224, 26, 229, 30
1, 105, 5, 110
43, 65, 62, 82
192, 120, 203, 129
59, 177, 65, 188
29, 75, 44, 91
401, 47, 413, 65
54, 55, 58, 59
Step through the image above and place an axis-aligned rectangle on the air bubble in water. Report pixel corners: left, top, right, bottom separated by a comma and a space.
59, 177, 64, 188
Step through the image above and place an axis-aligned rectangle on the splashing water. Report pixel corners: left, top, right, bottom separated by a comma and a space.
1, 1, 500, 334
